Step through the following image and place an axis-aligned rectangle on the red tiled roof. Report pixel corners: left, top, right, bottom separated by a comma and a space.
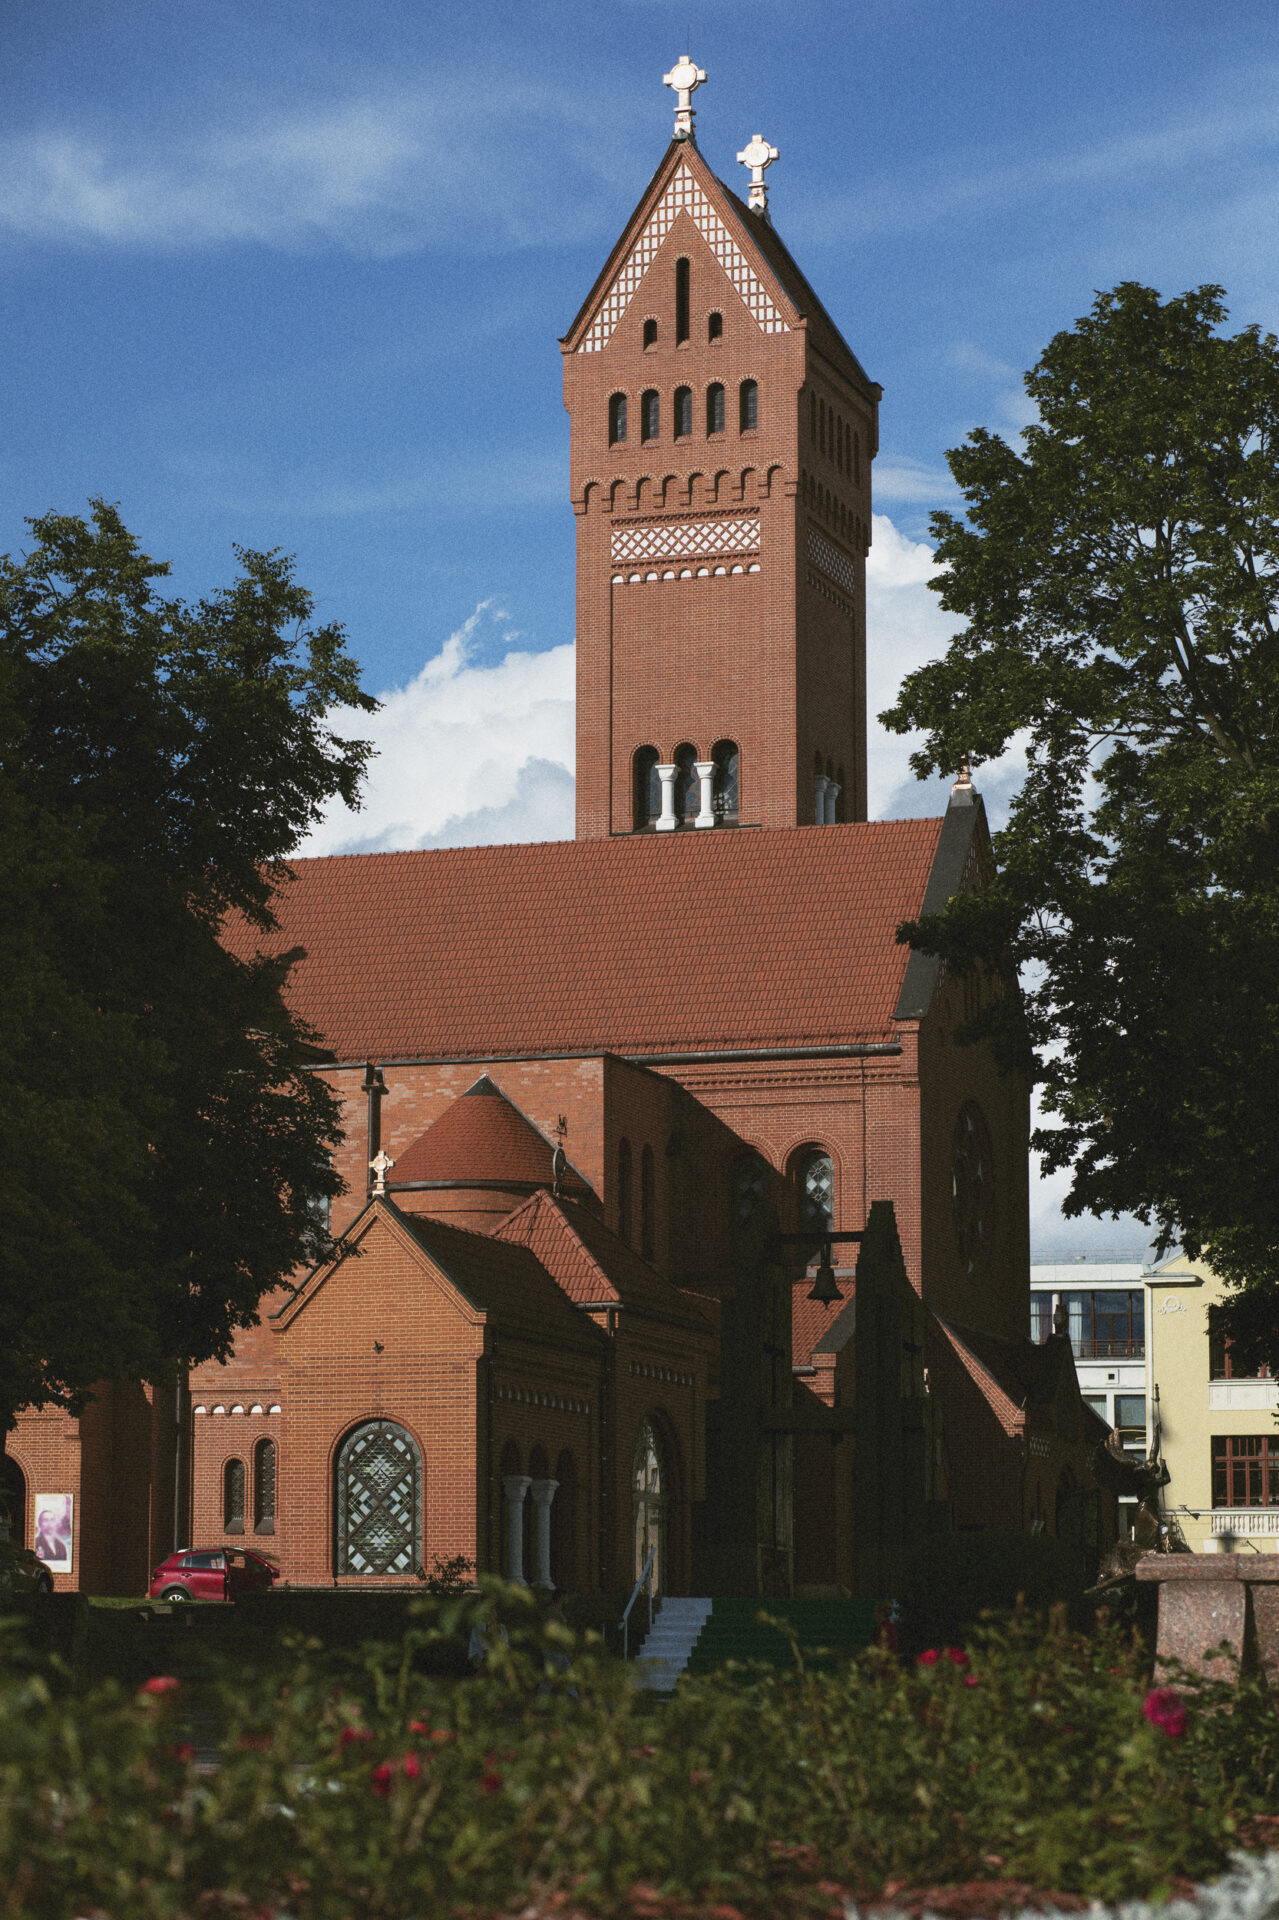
494, 1190, 713, 1329
929, 1317, 1025, 1438
228, 821, 944, 1062
390, 1075, 589, 1196
390, 1206, 605, 1351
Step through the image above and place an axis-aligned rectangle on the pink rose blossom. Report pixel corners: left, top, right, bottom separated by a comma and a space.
139, 1676, 180, 1696
916, 1648, 940, 1666
1143, 1686, 1188, 1739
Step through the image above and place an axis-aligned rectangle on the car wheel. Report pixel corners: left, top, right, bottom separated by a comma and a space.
159, 1585, 193, 1602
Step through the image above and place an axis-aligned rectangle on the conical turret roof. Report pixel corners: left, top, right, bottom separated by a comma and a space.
389, 1076, 589, 1197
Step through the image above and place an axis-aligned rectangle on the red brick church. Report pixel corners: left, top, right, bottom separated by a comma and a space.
6, 59, 1107, 1600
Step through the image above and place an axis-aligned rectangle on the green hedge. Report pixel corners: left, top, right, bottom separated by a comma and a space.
0, 1584, 1274, 1917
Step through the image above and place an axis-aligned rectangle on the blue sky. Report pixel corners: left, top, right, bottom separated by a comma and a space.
6, 0, 1274, 1251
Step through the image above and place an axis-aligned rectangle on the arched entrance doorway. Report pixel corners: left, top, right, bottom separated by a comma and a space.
633, 1420, 667, 1597
335, 1420, 422, 1576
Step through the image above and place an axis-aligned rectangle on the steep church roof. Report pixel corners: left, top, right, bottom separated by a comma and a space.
230, 819, 945, 1064
494, 1188, 714, 1329
389, 1075, 589, 1197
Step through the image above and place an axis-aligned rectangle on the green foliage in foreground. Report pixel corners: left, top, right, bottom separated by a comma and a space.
0, 1587, 1276, 1918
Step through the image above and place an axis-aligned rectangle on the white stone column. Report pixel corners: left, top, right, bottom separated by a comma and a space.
528, 1477, 559, 1589
825, 780, 841, 825
655, 764, 678, 831
814, 773, 829, 824
694, 761, 715, 828
502, 1474, 532, 1584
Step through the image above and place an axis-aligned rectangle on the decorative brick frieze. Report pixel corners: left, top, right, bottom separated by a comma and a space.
611, 516, 760, 565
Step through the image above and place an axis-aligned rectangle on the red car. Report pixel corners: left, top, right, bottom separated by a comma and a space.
149, 1547, 279, 1602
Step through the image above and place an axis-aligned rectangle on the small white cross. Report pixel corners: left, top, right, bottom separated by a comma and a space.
369, 1149, 395, 1197
737, 134, 779, 214
663, 54, 706, 142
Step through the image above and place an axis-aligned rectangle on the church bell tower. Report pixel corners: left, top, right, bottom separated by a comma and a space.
562, 57, 881, 840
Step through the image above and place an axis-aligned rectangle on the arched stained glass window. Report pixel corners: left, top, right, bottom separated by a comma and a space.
706, 382, 725, 435
633, 745, 660, 829
223, 1458, 245, 1534
641, 389, 659, 441
335, 1420, 421, 1576
608, 393, 627, 445
633, 1421, 666, 1596
799, 1151, 835, 1235
640, 1144, 656, 1260
254, 1438, 276, 1535
674, 743, 698, 824
674, 385, 693, 438
739, 379, 758, 433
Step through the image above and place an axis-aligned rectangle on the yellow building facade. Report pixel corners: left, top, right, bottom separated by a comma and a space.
1147, 1253, 1279, 1555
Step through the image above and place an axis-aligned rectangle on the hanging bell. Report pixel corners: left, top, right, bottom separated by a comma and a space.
806, 1251, 842, 1306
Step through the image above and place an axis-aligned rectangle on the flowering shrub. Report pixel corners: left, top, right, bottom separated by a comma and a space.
0, 1589, 1274, 1917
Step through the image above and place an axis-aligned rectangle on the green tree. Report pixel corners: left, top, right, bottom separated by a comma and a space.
882, 284, 1279, 1369
0, 501, 376, 1430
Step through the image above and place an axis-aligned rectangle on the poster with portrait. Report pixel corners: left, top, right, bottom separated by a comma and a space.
33, 1494, 73, 1574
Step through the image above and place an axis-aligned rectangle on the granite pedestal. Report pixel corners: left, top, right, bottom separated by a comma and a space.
1136, 1553, 1279, 1684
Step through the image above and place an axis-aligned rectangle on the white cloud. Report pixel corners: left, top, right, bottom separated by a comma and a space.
0, 77, 644, 255
302, 601, 575, 856
872, 457, 958, 506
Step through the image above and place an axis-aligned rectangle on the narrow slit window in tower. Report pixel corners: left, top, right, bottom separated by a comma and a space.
711, 739, 739, 823
674, 386, 692, 439
223, 1458, 245, 1534
617, 1138, 633, 1245
643, 317, 658, 349
739, 380, 758, 433
675, 257, 690, 343
708, 311, 723, 341
706, 383, 725, 435
674, 744, 698, 823
640, 1145, 656, 1260
641, 390, 659, 441
608, 393, 627, 445
633, 745, 660, 829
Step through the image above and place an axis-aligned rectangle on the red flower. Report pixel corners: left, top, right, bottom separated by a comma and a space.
371, 1752, 423, 1794
428, 1728, 456, 1746
408, 1719, 429, 1734
371, 1761, 394, 1797
1143, 1686, 1188, 1739
963, 1675, 979, 1688
945, 1647, 970, 1667
169, 1743, 195, 1764
916, 1648, 940, 1666
339, 1726, 373, 1748
139, 1675, 180, 1696
402, 1752, 422, 1780
480, 1769, 503, 1796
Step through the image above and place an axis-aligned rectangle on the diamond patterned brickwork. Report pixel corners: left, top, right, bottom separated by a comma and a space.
808, 527, 858, 598
580, 162, 788, 353
611, 516, 760, 566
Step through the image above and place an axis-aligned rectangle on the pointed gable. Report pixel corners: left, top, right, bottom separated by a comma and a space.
390, 1074, 589, 1198
494, 1189, 713, 1329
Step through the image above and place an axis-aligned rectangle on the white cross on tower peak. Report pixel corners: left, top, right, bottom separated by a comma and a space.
737, 133, 779, 215
663, 54, 706, 142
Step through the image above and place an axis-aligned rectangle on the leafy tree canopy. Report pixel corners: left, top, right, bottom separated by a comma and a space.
0, 501, 377, 1427
881, 284, 1279, 1368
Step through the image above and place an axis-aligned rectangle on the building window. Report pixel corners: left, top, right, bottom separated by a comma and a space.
632, 745, 661, 829
1114, 1395, 1147, 1453
641, 389, 659, 441
335, 1420, 421, 1575
810, 391, 817, 443
640, 1144, 656, 1260
553, 1449, 577, 1588
1030, 1293, 1054, 1344
951, 1101, 995, 1277
674, 385, 693, 438
711, 738, 739, 822
706, 382, 725, 435
608, 393, 628, 445
854, 430, 861, 485
1062, 1290, 1145, 1361
739, 379, 759, 432
731, 1152, 767, 1231
633, 1420, 666, 1596
1209, 1325, 1268, 1380
617, 1137, 633, 1245
643, 317, 657, 349
675, 257, 690, 343
253, 1438, 277, 1535
223, 1458, 245, 1534
673, 743, 698, 824
819, 399, 826, 455
1213, 1434, 1279, 1508
799, 1150, 834, 1234
708, 310, 723, 341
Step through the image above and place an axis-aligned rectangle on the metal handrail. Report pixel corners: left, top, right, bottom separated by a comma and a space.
620, 1547, 656, 1660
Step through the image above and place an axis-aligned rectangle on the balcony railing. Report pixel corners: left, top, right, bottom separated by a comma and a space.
1071, 1337, 1145, 1361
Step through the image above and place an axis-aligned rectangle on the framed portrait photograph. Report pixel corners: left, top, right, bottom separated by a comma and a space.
33, 1494, 74, 1574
